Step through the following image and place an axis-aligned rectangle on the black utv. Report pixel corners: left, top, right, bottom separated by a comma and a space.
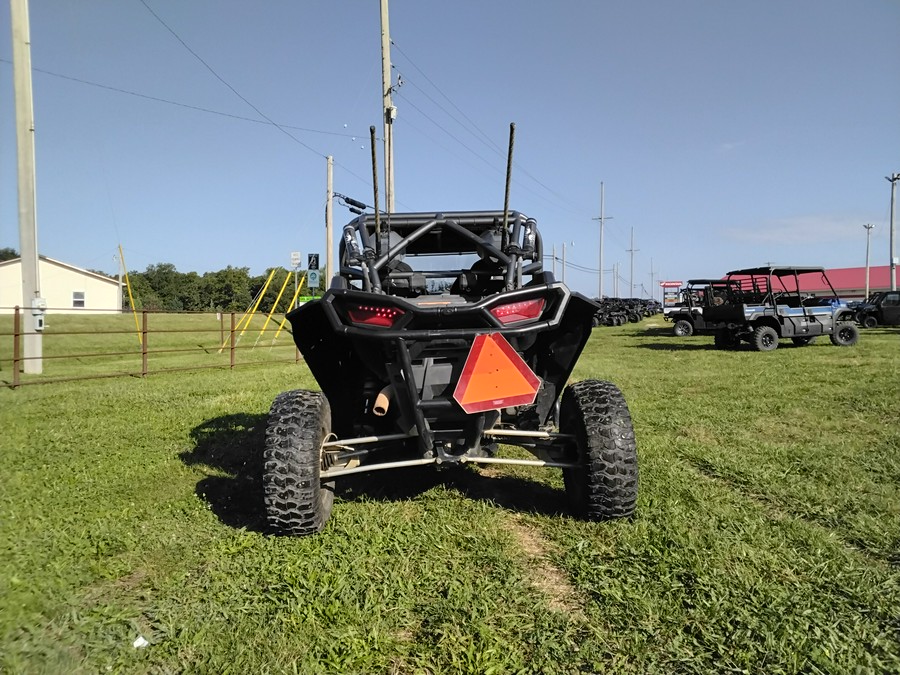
856, 291, 900, 328
665, 278, 742, 337
264, 211, 638, 535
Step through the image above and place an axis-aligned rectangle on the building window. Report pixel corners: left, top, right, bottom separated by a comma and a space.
73, 291, 85, 309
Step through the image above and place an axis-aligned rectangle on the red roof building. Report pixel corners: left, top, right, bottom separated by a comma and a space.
720, 265, 897, 299
807, 265, 898, 298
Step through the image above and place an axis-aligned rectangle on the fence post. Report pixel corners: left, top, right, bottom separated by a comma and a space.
13, 306, 21, 389
230, 312, 236, 369
141, 311, 149, 377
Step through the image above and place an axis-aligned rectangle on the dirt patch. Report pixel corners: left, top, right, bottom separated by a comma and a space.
503, 513, 585, 617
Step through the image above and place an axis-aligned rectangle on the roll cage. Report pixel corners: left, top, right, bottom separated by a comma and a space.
338, 210, 544, 296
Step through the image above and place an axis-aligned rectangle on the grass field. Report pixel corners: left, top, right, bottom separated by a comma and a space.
1, 317, 898, 673
0, 312, 298, 385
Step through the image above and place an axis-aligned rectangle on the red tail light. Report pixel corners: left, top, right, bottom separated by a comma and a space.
489, 298, 545, 325
346, 304, 405, 328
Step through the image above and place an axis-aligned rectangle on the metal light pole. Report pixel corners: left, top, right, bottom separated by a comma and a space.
887, 173, 899, 291
863, 224, 875, 299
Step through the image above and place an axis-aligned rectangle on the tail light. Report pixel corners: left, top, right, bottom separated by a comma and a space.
489, 298, 545, 325
346, 304, 405, 328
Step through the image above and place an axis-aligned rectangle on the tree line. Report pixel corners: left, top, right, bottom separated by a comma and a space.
2, 249, 311, 312
123, 263, 315, 312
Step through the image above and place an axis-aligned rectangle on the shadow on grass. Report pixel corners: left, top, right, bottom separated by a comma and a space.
338, 465, 568, 518
182, 414, 569, 532
631, 342, 714, 351
640, 325, 676, 337
181, 413, 268, 533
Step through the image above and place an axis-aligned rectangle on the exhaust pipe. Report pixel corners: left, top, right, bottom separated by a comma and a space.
373, 385, 393, 416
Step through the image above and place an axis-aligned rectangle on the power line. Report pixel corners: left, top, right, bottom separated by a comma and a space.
0, 59, 367, 139
389, 40, 586, 219
137, 0, 325, 159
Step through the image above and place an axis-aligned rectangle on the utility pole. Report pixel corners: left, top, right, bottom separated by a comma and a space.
887, 173, 899, 291
627, 227, 639, 297
592, 182, 612, 299
551, 244, 556, 277
614, 262, 620, 298
380, 0, 396, 212
648, 257, 656, 300
562, 242, 567, 284
11, 0, 43, 374
863, 224, 875, 300
326, 155, 334, 287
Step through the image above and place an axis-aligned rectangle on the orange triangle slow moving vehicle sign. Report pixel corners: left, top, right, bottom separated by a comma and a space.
453, 333, 542, 414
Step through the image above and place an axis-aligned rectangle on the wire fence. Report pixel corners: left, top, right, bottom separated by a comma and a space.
0, 306, 301, 389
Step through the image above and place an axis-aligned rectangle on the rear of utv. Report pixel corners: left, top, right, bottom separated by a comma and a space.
263, 210, 638, 535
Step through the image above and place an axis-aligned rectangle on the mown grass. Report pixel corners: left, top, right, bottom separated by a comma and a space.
1, 317, 898, 673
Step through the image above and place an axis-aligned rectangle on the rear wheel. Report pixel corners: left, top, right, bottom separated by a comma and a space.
790, 336, 817, 347
830, 322, 860, 347
751, 325, 779, 352
862, 315, 877, 329
263, 390, 334, 536
560, 380, 638, 521
673, 319, 693, 337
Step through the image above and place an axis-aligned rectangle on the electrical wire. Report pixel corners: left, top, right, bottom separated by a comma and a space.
0, 59, 366, 140
137, 0, 326, 159
390, 39, 587, 218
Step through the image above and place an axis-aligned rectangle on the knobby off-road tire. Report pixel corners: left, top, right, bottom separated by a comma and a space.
263, 390, 334, 536
560, 380, 638, 521
862, 315, 877, 329
751, 325, 779, 352
830, 322, 860, 347
673, 319, 693, 337
790, 336, 817, 346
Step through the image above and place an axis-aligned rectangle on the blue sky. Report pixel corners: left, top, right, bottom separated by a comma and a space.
2, 0, 898, 298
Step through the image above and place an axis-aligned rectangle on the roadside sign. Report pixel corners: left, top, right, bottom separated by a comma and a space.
308, 253, 320, 270
659, 280, 683, 288
307, 270, 321, 289
453, 333, 541, 414
291, 251, 301, 268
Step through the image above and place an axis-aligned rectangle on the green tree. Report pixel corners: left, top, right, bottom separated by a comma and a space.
0, 247, 19, 262
201, 266, 252, 311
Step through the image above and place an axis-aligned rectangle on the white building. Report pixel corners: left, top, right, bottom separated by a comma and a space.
0, 256, 121, 315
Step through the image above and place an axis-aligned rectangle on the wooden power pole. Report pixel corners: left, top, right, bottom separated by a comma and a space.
10, 0, 43, 374
380, 0, 396, 212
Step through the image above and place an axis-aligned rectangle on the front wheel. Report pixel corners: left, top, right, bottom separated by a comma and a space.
673, 319, 694, 337
560, 380, 638, 521
861, 315, 877, 329
263, 390, 334, 536
830, 322, 860, 347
